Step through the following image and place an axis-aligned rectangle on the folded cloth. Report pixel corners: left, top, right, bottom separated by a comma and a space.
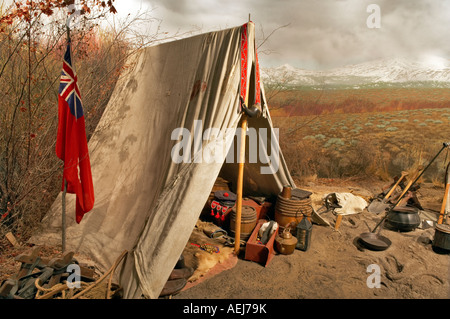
259, 220, 278, 244
325, 192, 367, 216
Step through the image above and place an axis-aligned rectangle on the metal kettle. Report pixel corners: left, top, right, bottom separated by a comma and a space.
275, 228, 298, 255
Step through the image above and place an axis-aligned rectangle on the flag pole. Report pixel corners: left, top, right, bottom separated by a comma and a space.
62, 180, 67, 252
61, 18, 71, 253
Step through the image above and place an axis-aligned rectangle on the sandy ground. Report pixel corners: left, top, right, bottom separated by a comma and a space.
174, 178, 450, 299
1, 178, 449, 300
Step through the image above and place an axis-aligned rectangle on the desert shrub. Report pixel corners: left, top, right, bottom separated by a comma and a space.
324, 138, 345, 148
314, 134, 326, 140
391, 119, 408, 123
386, 127, 398, 132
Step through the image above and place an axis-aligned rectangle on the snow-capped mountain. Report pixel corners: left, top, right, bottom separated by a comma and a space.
261, 56, 450, 88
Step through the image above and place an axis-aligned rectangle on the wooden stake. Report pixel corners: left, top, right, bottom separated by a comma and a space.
234, 115, 248, 254
5, 232, 20, 247
334, 214, 343, 231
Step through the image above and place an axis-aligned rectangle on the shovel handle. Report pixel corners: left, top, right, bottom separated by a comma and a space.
384, 171, 408, 200
394, 170, 421, 207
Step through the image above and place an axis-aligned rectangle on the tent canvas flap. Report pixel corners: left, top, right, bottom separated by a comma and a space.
31, 22, 294, 299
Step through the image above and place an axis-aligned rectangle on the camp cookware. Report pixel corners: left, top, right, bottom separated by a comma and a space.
359, 232, 392, 251
360, 198, 414, 250
275, 228, 297, 255
368, 171, 408, 214
386, 206, 421, 232
358, 215, 392, 251
358, 202, 394, 252
432, 224, 450, 252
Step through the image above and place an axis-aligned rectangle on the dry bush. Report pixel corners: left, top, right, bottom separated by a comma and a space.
0, 3, 163, 246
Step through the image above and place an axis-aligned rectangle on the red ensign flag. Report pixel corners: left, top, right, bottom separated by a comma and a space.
55, 42, 94, 224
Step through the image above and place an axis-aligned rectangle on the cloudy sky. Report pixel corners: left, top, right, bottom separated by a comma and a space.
112, 0, 450, 70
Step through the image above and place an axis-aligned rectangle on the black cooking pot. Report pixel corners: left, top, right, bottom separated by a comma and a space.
433, 224, 450, 252
386, 206, 421, 232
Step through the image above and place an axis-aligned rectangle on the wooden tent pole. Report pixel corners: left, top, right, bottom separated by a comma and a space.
438, 183, 449, 224
234, 19, 253, 254
439, 162, 450, 224
234, 115, 248, 254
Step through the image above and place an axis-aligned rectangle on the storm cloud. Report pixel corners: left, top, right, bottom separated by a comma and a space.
125, 0, 450, 69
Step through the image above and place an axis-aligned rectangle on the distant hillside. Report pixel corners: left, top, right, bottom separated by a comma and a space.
262, 56, 450, 89
267, 87, 450, 117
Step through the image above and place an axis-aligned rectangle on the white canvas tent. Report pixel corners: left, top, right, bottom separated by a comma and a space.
31, 22, 295, 299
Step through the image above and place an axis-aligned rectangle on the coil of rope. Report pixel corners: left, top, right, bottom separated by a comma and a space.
35, 250, 128, 299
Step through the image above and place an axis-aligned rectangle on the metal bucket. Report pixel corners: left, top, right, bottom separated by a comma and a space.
230, 205, 257, 241
433, 224, 450, 252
